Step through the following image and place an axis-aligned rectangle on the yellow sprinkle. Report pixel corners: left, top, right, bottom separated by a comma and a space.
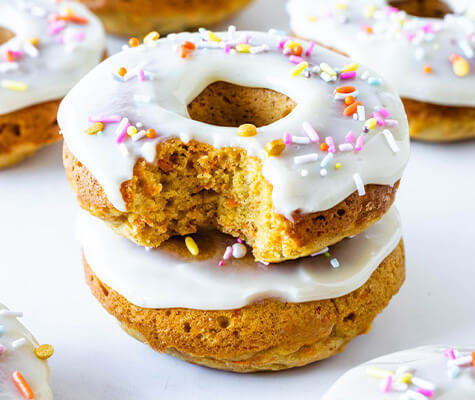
34, 344, 54, 360
127, 126, 138, 136
365, 5, 376, 18
453, 57, 470, 77
306, 16, 318, 22
366, 367, 394, 378
336, 3, 347, 10
397, 373, 413, 384
236, 44, 252, 53
341, 63, 359, 73
285, 41, 299, 50
265, 139, 286, 157
237, 123, 257, 137
62, 6, 74, 16
290, 61, 308, 77
28, 37, 40, 46
143, 31, 160, 44
208, 31, 221, 42
1, 80, 28, 92
185, 237, 199, 256
365, 118, 378, 130
335, 162, 341, 169
85, 122, 104, 135
320, 62, 337, 76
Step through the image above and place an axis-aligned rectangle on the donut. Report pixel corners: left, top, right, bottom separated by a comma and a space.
79, 206, 405, 372
322, 345, 475, 399
0, 0, 105, 168
59, 30, 409, 263
73, 0, 254, 37
0, 303, 53, 399
287, 0, 475, 142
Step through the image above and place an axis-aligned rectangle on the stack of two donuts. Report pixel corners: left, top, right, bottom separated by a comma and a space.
60, 28, 410, 372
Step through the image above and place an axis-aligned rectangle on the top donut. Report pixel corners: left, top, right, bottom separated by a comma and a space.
287, 0, 475, 106
60, 29, 410, 263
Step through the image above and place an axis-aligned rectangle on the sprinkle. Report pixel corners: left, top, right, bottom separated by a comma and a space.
0, 326, 4, 335
228, 25, 236, 40
139, 69, 146, 82
345, 130, 355, 143
344, 101, 362, 117
353, 173, 365, 196
448, 355, 473, 367
403, 390, 429, 400
335, 85, 356, 94
325, 136, 336, 153
357, 105, 366, 121
302, 121, 320, 142
0, 310, 23, 317
366, 367, 393, 378
383, 129, 400, 153
290, 61, 308, 77
185, 237, 199, 256
12, 338, 26, 349
320, 62, 336, 76
368, 77, 383, 86
334, 162, 341, 169
424, 65, 433, 74
143, 31, 160, 44
396, 365, 415, 375
223, 246, 233, 260
48, 20, 66, 35
374, 106, 390, 118
444, 348, 457, 360
294, 153, 319, 165
132, 130, 147, 141
458, 39, 474, 59
146, 128, 156, 139
1, 80, 28, 92
265, 139, 286, 157
417, 388, 434, 397
398, 373, 413, 384
289, 55, 304, 64
372, 112, 385, 126
115, 118, 130, 143
411, 377, 436, 391
345, 95, 355, 105
128, 37, 140, 47
237, 124, 257, 137
250, 44, 269, 54
320, 169, 327, 177
355, 135, 364, 152
305, 41, 315, 57
339, 143, 353, 152
340, 71, 356, 80
320, 142, 329, 152
292, 136, 311, 144
232, 243, 247, 259
207, 31, 221, 42
334, 89, 359, 100
448, 366, 460, 379
341, 63, 359, 73
365, 118, 378, 130
88, 115, 121, 123
85, 122, 104, 135
236, 44, 252, 53
12, 371, 34, 399
118, 67, 127, 77
311, 247, 329, 256
380, 375, 392, 393
320, 152, 333, 168
330, 258, 340, 268
23, 42, 39, 58
283, 132, 291, 145
127, 126, 137, 136
453, 57, 470, 77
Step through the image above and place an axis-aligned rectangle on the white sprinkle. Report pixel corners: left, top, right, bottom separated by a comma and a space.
300, 169, 309, 177
294, 153, 319, 165
228, 25, 236, 41
232, 243, 247, 259
383, 129, 400, 153
353, 173, 365, 196
136, 122, 144, 129
0, 62, 19, 73
448, 366, 460, 378
292, 135, 311, 144
311, 247, 329, 256
141, 142, 156, 163
330, 258, 340, 268
448, 355, 473, 367
402, 390, 429, 400
392, 382, 409, 392
396, 365, 415, 376
132, 130, 147, 142
302, 121, 320, 142
411, 377, 436, 391
23, 42, 39, 58
360, 70, 370, 80
118, 143, 129, 157
0, 311, 23, 318
115, 118, 129, 137
357, 105, 366, 121
250, 44, 269, 54
11, 338, 26, 349
320, 168, 327, 177
339, 143, 353, 152
320, 71, 337, 82
458, 39, 474, 58
311, 65, 321, 74
133, 94, 153, 103
334, 90, 359, 101
196, 41, 221, 49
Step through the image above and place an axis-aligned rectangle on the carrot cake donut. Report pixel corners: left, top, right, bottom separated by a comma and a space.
74, 0, 254, 37
0, 303, 53, 399
0, 0, 105, 168
79, 206, 405, 372
287, 0, 475, 141
60, 30, 410, 263
322, 345, 475, 399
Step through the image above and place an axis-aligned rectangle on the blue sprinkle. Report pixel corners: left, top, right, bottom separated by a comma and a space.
448, 366, 460, 379
111, 73, 123, 82
368, 77, 383, 86
0, 325, 4, 336
320, 153, 333, 168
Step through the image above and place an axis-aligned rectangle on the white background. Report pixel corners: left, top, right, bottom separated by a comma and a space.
1, 0, 474, 398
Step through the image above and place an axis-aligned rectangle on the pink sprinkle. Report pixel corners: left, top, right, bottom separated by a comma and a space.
75, 31, 86, 41
223, 246, 232, 260
375, 106, 390, 118
9, 50, 23, 58
302, 122, 320, 142
279, 39, 289, 49
305, 41, 315, 57
417, 388, 434, 397
325, 136, 336, 153
283, 47, 291, 55
386, 6, 399, 13
340, 71, 356, 80
283, 132, 291, 145
372, 112, 385, 126
49, 20, 66, 35
381, 375, 392, 393
405, 32, 416, 41
422, 23, 434, 33
384, 119, 399, 127
355, 135, 364, 152
289, 55, 304, 64
445, 348, 457, 360
116, 122, 130, 143
139, 69, 146, 82
237, 238, 243, 244
224, 44, 232, 54
56, 35, 64, 44
345, 130, 355, 143
89, 115, 122, 123
218, 260, 224, 267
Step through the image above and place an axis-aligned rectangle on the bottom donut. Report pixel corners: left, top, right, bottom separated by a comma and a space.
80, 207, 405, 373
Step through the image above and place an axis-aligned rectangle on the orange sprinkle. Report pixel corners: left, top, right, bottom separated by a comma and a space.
180, 46, 191, 58
146, 128, 156, 138
292, 45, 303, 56
182, 41, 196, 50
345, 95, 355, 105
449, 54, 461, 63
6, 51, 14, 62
118, 67, 127, 77
424, 65, 432, 74
12, 371, 34, 399
128, 37, 140, 47
344, 101, 362, 117
365, 26, 373, 34
320, 143, 329, 152
60, 15, 89, 24
335, 86, 356, 94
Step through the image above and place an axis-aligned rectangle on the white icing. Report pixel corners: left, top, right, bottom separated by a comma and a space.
0, 304, 52, 400
322, 345, 475, 400
0, 0, 105, 115
78, 206, 402, 310
287, 0, 475, 106
59, 30, 409, 218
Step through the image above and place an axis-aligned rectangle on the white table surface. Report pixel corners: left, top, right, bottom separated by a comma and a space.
1, 0, 474, 398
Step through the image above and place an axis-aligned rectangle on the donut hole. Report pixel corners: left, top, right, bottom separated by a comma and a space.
0, 27, 14, 45
187, 81, 297, 128
388, 0, 453, 18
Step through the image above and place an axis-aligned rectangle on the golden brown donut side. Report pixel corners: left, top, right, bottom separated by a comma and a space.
63, 141, 398, 263
84, 240, 405, 372
0, 100, 61, 168
402, 98, 475, 142
75, 0, 253, 37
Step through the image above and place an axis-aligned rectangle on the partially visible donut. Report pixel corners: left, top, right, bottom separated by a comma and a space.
288, 0, 475, 141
